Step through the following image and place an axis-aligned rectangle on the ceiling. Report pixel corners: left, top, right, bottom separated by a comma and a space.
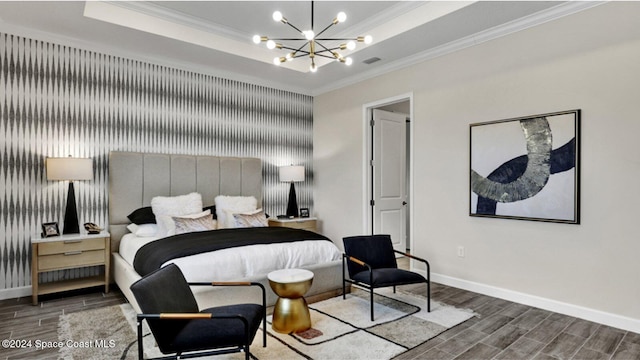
0, 1, 602, 95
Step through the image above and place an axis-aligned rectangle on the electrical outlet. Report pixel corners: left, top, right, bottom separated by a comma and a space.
457, 246, 465, 258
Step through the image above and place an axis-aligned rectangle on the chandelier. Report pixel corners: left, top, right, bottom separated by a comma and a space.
252, 1, 372, 73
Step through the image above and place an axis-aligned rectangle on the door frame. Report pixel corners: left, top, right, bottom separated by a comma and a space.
362, 92, 414, 251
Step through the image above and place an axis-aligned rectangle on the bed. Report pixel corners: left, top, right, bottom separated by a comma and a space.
108, 151, 343, 312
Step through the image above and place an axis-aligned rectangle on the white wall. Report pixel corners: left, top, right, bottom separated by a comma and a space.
314, 2, 640, 330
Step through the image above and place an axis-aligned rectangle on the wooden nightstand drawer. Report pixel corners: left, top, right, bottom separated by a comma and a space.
269, 218, 317, 232
283, 220, 316, 231
38, 249, 106, 271
38, 237, 106, 255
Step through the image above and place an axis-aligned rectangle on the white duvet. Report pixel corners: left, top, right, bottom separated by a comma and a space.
119, 232, 342, 282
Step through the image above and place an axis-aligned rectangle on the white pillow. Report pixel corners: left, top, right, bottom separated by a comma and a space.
215, 195, 258, 229
233, 208, 268, 228
151, 192, 203, 237
157, 210, 211, 237
126, 223, 158, 237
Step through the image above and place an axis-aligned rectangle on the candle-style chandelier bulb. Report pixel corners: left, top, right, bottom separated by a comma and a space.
303, 30, 315, 41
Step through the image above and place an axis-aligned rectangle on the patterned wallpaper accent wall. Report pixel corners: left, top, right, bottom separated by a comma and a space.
0, 33, 314, 292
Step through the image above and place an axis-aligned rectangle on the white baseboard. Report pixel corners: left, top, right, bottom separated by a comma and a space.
427, 272, 640, 334
0, 286, 32, 301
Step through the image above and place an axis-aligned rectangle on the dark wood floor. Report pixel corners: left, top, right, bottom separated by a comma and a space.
394, 282, 640, 360
1, 271, 639, 360
0, 289, 128, 359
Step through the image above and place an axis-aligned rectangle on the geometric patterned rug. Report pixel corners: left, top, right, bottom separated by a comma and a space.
260, 288, 476, 360
58, 288, 475, 360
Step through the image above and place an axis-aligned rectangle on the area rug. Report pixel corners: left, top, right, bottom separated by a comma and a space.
58, 288, 475, 360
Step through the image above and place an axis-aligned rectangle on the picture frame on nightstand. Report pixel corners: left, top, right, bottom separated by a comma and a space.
300, 208, 310, 218
41, 222, 60, 237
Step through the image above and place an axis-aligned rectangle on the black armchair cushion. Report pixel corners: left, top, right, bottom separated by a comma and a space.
171, 304, 263, 352
351, 268, 427, 288
343, 235, 398, 277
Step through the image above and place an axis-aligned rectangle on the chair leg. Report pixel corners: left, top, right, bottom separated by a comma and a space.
342, 259, 346, 300
342, 279, 346, 300
427, 281, 431, 312
245, 320, 251, 360
393, 285, 396, 294
370, 287, 374, 321
137, 320, 144, 360
262, 306, 267, 347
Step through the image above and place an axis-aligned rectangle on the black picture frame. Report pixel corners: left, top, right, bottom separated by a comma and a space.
470, 109, 580, 224
300, 208, 310, 218
42, 222, 60, 237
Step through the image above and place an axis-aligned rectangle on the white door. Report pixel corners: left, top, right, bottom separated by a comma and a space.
372, 109, 407, 252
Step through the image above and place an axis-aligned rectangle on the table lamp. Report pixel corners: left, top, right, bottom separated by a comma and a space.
46, 157, 93, 234
279, 165, 305, 218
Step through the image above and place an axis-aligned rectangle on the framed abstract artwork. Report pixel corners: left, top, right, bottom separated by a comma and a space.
470, 110, 580, 224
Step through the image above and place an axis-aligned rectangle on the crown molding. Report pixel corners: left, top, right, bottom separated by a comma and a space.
88, 1, 475, 73
84, 1, 317, 73
311, 1, 606, 96
105, 1, 250, 43
121, 1, 426, 45
0, 1, 606, 97
331, 1, 429, 39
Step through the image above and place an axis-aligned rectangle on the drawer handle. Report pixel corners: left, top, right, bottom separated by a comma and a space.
64, 251, 83, 256
63, 240, 82, 244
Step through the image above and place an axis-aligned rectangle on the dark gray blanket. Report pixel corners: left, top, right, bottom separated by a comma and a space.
133, 227, 330, 276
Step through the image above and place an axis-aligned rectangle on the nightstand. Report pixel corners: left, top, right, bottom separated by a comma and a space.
31, 232, 110, 305
268, 217, 318, 232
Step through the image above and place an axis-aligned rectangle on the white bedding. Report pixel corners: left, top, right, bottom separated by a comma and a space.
119, 232, 342, 282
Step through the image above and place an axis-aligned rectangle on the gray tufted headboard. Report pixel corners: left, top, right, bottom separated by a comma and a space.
108, 151, 263, 253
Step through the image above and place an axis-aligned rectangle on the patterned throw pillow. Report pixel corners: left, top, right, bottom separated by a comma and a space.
173, 213, 217, 235
233, 209, 268, 228
214, 195, 258, 229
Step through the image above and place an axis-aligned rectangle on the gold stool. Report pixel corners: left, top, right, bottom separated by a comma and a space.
267, 268, 314, 334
